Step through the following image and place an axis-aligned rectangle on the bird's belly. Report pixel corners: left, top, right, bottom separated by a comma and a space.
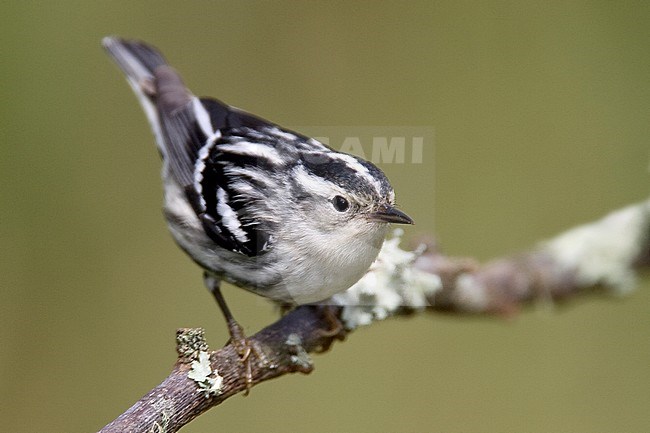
261, 243, 382, 304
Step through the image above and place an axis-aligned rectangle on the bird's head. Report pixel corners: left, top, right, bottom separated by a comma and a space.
284, 151, 413, 254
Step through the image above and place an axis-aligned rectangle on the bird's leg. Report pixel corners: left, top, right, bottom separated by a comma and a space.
314, 304, 347, 352
278, 302, 294, 316
204, 274, 264, 395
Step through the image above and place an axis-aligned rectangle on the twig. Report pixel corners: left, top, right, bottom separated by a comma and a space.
98, 198, 650, 433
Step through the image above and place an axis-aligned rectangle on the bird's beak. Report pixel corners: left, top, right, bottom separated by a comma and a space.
368, 205, 414, 225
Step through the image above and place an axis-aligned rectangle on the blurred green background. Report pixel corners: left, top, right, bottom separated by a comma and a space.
2, 1, 649, 432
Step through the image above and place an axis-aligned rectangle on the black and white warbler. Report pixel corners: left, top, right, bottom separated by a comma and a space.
103, 37, 413, 384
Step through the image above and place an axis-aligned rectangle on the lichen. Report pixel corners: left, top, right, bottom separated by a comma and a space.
188, 351, 223, 398
543, 200, 650, 294
332, 229, 442, 329
149, 410, 170, 433
286, 333, 313, 371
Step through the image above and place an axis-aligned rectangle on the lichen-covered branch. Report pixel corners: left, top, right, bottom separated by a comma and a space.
98, 198, 650, 433
420, 199, 650, 315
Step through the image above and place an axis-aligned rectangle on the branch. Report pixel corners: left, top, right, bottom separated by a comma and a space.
98, 198, 650, 433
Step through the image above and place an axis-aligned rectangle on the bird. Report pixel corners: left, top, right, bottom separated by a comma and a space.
102, 36, 413, 389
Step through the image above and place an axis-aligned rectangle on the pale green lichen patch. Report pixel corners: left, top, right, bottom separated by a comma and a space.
286, 333, 313, 371
188, 351, 223, 398
543, 200, 650, 294
332, 229, 442, 329
149, 410, 170, 433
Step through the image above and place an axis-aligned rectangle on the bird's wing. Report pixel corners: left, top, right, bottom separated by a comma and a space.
103, 36, 291, 256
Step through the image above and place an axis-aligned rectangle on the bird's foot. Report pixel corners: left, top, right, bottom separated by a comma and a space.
314, 305, 347, 352
226, 319, 266, 395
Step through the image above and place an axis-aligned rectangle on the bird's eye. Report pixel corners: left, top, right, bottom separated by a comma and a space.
332, 195, 350, 212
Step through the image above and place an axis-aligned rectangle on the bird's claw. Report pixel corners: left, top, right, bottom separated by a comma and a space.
315, 305, 347, 352
226, 320, 266, 395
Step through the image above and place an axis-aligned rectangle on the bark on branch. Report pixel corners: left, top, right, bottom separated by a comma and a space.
98, 198, 650, 433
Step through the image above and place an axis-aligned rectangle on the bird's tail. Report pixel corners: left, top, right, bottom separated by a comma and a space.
102, 36, 167, 85
102, 36, 194, 165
